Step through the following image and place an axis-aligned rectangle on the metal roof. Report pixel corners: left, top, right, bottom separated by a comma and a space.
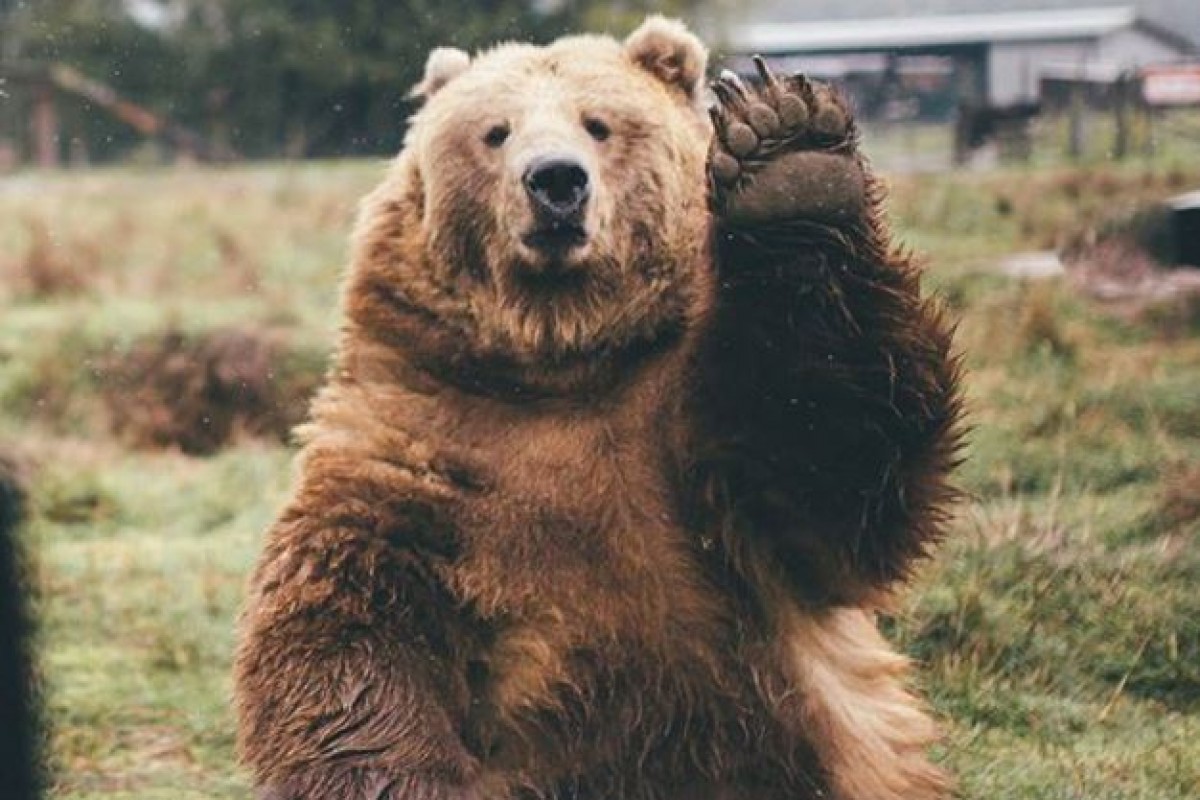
1167, 190, 1200, 210
730, 6, 1147, 54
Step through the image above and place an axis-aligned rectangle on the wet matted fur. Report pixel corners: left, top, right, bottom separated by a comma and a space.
235, 16, 963, 800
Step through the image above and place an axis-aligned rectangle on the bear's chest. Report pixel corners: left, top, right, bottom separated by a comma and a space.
422, 392, 762, 756
446, 413, 713, 632
421, 406, 796, 787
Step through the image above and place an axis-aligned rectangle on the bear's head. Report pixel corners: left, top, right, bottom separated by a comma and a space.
355, 18, 714, 393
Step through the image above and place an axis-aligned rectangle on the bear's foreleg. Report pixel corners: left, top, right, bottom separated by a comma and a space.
694, 62, 963, 605
234, 469, 482, 800
689, 63, 959, 800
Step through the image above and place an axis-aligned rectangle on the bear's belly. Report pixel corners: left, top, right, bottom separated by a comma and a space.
414, 406, 825, 791
439, 483, 817, 792
463, 620, 823, 797
440, 408, 720, 635
439, 449, 738, 750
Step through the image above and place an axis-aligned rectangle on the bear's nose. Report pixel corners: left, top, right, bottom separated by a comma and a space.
523, 158, 590, 220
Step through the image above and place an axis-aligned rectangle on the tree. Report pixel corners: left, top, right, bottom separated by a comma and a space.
3, 0, 731, 161
184, 0, 723, 157
1, 0, 185, 161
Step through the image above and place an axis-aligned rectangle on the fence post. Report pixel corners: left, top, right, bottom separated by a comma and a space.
31, 79, 58, 169
1113, 72, 1131, 160
1067, 82, 1084, 160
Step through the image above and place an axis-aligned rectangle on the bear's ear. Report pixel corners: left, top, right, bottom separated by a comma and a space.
410, 47, 471, 100
624, 16, 708, 102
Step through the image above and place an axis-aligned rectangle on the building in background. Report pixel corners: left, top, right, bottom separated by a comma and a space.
735, 0, 1200, 59
724, 6, 1196, 162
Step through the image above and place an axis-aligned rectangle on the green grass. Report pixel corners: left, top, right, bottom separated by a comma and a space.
30, 447, 290, 799
862, 107, 1200, 174
2, 160, 1198, 798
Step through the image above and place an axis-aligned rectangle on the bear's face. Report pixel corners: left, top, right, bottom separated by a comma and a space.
402, 19, 713, 364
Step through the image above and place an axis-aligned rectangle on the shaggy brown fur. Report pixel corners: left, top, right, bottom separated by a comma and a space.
235, 17, 963, 800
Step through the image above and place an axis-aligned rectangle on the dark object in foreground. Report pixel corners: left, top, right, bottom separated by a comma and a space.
1166, 192, 1200, 268
235, 18, 963, 800
1094, 190, 1200, 270
0, 454, 36, 800
1061, 189, 1200, 326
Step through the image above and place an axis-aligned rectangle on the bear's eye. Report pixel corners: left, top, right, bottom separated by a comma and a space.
483, 123, 510, 148
584, 117, 611, 143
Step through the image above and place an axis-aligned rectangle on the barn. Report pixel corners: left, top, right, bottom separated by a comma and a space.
722, 6, 1196, 161
726, 6, 1194, 109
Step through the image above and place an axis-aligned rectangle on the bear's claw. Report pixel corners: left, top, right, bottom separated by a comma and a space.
709, 57, 865, 226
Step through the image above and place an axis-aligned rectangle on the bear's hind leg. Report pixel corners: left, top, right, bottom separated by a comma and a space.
775, 607, 948, 800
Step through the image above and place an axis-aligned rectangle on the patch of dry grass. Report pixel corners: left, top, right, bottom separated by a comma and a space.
98, 327, 325, 455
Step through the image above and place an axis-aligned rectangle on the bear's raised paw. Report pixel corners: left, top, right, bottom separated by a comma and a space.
709, 58, 866, 227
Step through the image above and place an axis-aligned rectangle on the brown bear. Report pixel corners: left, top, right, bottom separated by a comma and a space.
234, 16, 963, 800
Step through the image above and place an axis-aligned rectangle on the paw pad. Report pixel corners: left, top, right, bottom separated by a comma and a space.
709, 57, 854, 191
746, 104, 780, 138
726, 123, 758, 158
708, 57, 865, 225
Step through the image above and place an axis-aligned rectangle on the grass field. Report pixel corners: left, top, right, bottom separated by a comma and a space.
1, 156, 1198, 799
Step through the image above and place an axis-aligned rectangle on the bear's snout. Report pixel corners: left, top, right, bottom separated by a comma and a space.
524, 157, 590, 220
521, 157, 591, 255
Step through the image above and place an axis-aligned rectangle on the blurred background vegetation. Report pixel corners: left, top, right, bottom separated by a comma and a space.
4, 1, 1199, 168
0, 0, 732, 159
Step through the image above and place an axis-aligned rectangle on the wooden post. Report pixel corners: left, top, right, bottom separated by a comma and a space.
1113, 73, 1131, 160
951, 49, 987, 165
1067, 82, 1084, 160
1144, 107, 1156, 158
31, 80, 59, 169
